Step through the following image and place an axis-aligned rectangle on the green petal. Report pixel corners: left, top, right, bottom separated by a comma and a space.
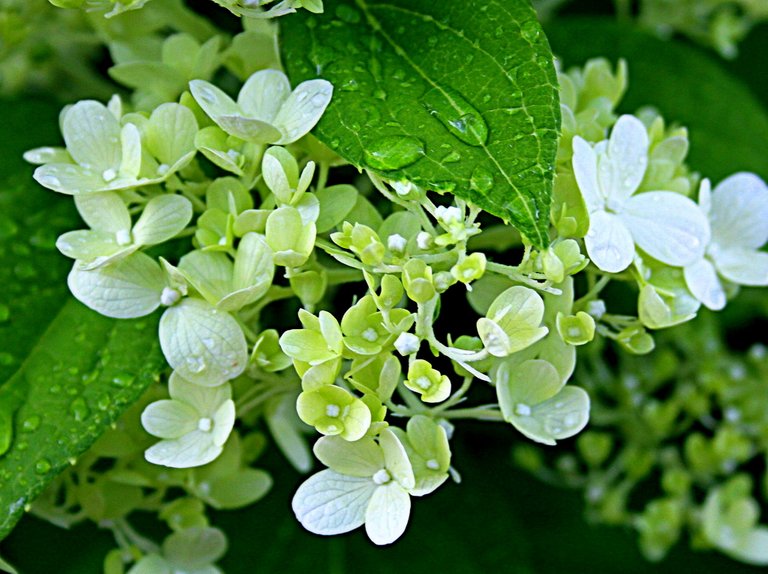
133, 194, 194, 246
68, 252, 164, 318
119, 123, 142, 180
497, 359, 563, 411
211, 400, 236, 447
169, 372, 232, 414
216, 115, 282, 144
163, 526, 227, 570
23, 146, 71, 165
159, 298, 248, 386
279, 329, 336, 365
202, 468, 272, 510
178, 250, 234, 305
313, 436, 384, 477
511, 386, 590, 445
195, 126, 246, 176
238, 69, 291, 122
75, 191, 131, 233
218, 232, 274, 311
141, 399, 198, 439
62, 100, 122, 172
127, 555, 172, 574
292, 469, 375, 536
265, 394, 312, 473
262, 146, 299, 203
364, 482, 411, 546
315, 184, 358, 233
146, 103, 199, 169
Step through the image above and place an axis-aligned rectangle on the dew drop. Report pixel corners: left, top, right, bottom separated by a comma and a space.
373, 88, 387, 101
442, 151, 461, 163
339, 79, 360, 92
21, 415, 41, 432
520, 20, 541, 42
111, 373, 134, 388
470, 166, 494, 193
69, 397, 90, 422
38, 175, 61, 188
186, 356, 207, 374
34, 458, 51, 475
363, 136, 425, 171
102, 168, 117, 182
421, 86, 489, 147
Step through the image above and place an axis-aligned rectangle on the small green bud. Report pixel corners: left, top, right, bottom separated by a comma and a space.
405, 359, 451, 403
450, 252, 486, 286
556, 311, 596, 346
265, 206, 316, 267
576, 431, 613, 467
296, 386, 371, 441
617, 326, 655, 355
402, 259, 436, 303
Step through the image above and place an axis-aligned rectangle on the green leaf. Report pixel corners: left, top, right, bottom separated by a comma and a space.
545, 18, 768, 180
0, 99, 166, 540
281, 0, 561, 247
0, 300, 163, 540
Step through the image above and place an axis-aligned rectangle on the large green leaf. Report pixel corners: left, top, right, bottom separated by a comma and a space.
546, 18, 768, 181
281, 0, 560, 247
0, 100, 165, 540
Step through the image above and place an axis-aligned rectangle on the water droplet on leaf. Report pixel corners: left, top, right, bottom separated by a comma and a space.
471, 166, 494, 193
21, 416, 41, 432
70, 397, 90, 422
34, 459, 51, 474
363, 136, 425, 171
422, 86, 489, 147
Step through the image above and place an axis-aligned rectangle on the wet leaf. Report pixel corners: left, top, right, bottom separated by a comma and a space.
281, 0, 560, 247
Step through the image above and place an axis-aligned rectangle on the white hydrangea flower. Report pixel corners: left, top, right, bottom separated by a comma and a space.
190, 69, 332, 145
292, 430, 415, 545
684, 173, 768, 310
572, 115, 710, 273
141, 373, 236, 468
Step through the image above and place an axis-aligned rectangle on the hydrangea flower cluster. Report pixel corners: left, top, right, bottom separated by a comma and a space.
18, 10, 768, 572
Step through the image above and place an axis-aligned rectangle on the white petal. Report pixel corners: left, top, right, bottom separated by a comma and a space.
237, 69, 291, 122
211, 400, 236, 447
159, 298, 248, 386
379, 428, 415, 490
605, 114, 648, 203
56, 230, 121, 261
189, 80, 240, 121
584, 210, 634, 273
684, 258, 726, 310
62, 100, 122, 172
292, 469, 375, 536
539, 386, 590, 440
144, 431, 221, 468
34, 163, 111, 195
133, 194, 193, 246
216, 115, 283, 144
365, 483, 411, 545
68, 252, 164, 318
622, 191, 709, 266
714, 248, 768, 286
729, 527, 768, 566
141, 400, 198, 439
74, 191, 131, 234
710, 172, 768, 249
273, 79, 333, 145
178, 250, 234, 304
571, 136, 604, 213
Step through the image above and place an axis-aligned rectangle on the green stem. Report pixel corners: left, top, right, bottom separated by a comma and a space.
440, 407, 505, 421
432, 376, 473, 414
